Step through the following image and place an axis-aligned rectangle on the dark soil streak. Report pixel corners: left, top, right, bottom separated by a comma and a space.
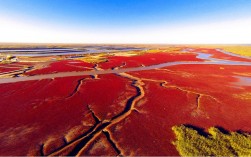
66, 78, 85, 99
91, 64, 101, 79
195, 94, 201, 110
14, 66, 34, 77
48, 120, 102, 156
48, 72, 144, 156
40, 144, 44, 156
111, 80, 141, 120
87, 105, 101, 124
103, 130, 122, 155
68, 121, 111, 156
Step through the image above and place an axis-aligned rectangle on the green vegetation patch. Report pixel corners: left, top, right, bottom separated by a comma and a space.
172, 125, 251, 156
222, 46, 251, 57
195, 45, 251, 57
77, 54, 108, 63
147, 47, 182, 53
113, 50, 145, 57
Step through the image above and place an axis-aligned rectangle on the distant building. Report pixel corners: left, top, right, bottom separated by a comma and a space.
10, 58, 18, 62
4, 55, 18, 62
6, 55, 13, 60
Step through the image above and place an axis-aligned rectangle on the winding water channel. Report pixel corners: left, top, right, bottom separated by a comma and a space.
1, 49, 251, 84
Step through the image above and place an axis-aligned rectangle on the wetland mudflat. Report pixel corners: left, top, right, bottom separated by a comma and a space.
1, 45, 251, 156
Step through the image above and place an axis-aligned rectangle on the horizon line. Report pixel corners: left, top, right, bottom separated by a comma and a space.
0, 42, 250, 46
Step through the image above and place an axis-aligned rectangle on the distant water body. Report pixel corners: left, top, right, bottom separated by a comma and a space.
1, 50, 251, 84
0, 47, 145, 56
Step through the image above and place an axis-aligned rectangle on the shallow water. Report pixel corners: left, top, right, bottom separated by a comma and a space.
195, 53, 213, 60
0, 48, 77, 52
196, 51, 251, 65
1, 59, 251, 84
0, 48, 145, 56
1, 49, 251, 84
233, 76, 251, 86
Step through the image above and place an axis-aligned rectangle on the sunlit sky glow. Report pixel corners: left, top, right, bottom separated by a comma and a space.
0, 0, 251, 44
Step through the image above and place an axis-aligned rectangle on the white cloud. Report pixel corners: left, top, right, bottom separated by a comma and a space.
0, 15, 251, 44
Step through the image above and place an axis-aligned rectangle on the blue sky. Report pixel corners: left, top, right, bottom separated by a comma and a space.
0, 0, 251, 43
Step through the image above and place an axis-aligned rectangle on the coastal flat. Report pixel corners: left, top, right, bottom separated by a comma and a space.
0, 45, 251, 156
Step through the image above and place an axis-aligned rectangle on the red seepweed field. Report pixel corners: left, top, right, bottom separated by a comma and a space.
0, 45, 251, 156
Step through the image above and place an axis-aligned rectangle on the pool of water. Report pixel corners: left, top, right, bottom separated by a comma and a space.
233, 76, 251, 86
